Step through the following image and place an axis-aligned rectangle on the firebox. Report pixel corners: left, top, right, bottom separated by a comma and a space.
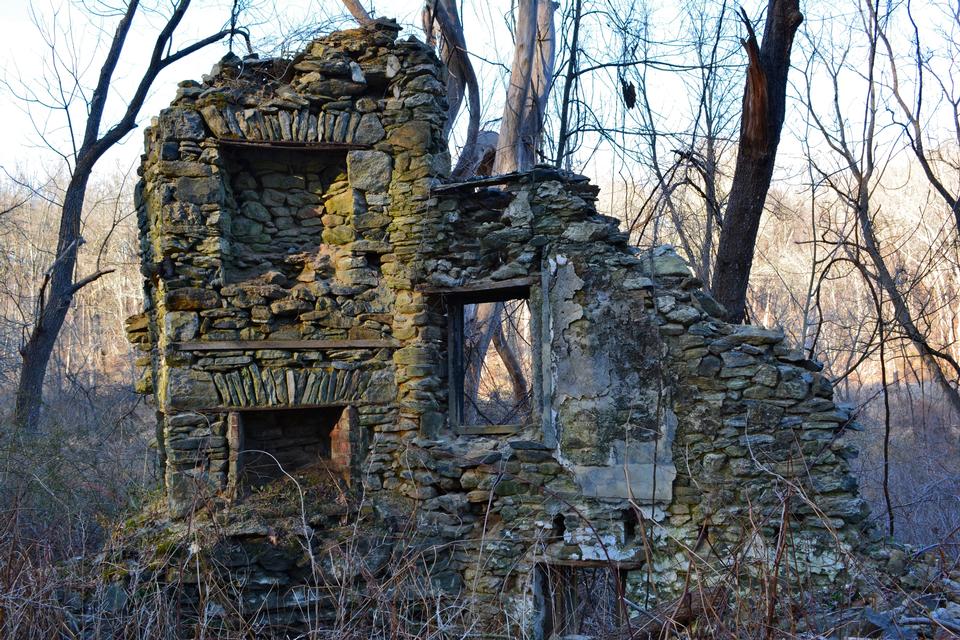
226, 406, 355, 493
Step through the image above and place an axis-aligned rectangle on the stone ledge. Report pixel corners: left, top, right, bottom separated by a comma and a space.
455, 424, 523, 436
217, 139, 369, 152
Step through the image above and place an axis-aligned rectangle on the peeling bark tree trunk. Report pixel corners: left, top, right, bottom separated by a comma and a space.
495, 0, 557, 173
463, 0, 556, 418
711, 0, 802, 323
423, 0, 483, 177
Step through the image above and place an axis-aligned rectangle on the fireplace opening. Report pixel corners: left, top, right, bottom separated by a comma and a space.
230, 407, 353, 492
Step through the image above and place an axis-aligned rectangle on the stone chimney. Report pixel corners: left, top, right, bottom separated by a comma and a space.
131, 19, 451, 516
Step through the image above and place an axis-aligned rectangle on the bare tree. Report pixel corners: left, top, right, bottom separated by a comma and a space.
712, 0, 803, 322
801, 0, 960, 415
6, 0, 250, 432
874, 0, 960, 238
622, 0, 741, 286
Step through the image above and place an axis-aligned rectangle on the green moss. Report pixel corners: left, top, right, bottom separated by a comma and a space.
196, 92, 232, 109
100, 563, 130, 581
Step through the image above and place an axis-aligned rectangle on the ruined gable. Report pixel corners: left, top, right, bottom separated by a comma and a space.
126, 19, 872, 636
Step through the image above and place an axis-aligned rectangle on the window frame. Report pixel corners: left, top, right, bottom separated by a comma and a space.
440, 277, 535, 434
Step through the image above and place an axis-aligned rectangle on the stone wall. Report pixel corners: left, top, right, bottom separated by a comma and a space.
126, 20, 874, 637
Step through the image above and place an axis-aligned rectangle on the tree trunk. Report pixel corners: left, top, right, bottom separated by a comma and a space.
10, 0, 241, 432
341, 0, 373, 24
711, 0, 802, 323
517, 0, 556, 167
462, 302, 502, 424
492, 324, 528, 407
495, 0, 556, 173
14, 174, 89, 431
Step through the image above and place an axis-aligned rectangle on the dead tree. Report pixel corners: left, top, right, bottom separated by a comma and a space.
711, 0, 803, 323
10, 0, 249, 432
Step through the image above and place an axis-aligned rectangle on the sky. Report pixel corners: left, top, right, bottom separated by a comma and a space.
0, 0, 681, 185
0, 0, 950, 201
0, 1, 436, 180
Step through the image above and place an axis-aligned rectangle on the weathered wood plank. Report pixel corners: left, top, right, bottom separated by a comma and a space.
431, 167, 589, 192
529, 556, 644, 569
175, 339, 399, 351
193, 402, 352, 413
419, 276, 535, 303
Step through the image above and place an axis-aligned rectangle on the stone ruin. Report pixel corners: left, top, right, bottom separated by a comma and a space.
126, 18, 877, 636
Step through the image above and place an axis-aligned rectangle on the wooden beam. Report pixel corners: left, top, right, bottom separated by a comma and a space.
174, 339, 399, 351
419, 276, 535, 303
197, 402, 352, 413
431, 166, 589, 193
531, 557, 643, 569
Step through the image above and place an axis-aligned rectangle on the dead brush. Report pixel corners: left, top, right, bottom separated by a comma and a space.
1, 436, 948, 640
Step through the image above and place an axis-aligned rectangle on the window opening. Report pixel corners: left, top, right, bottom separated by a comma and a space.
448, 293, 533, 429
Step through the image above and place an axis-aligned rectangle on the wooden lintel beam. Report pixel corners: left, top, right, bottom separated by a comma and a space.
531, 557, 644, 569
174, 339, 399, 351
431, 167, 589, 193
419, 276, 535, 303
455, 424, 523, 436
194, 402, 352, 413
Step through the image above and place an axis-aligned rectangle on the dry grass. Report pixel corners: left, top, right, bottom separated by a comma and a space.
0, 452, 958, 639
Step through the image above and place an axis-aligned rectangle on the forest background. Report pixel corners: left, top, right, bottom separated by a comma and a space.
0, 0, 957, 574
